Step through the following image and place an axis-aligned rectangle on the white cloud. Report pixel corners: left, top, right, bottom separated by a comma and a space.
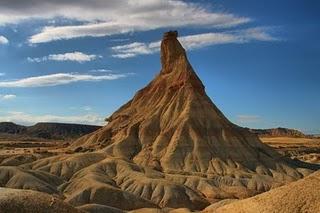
27, 52, 101, 63
0, 73, 129, 88
82, 106, 92, 111
0, 36, 9, 44
110, 38, 131, 42
0, 111, 105, 126
236, 115, 262, 124
112, 42, 160, 58
0, 0, 251, 43
89, 69, 113, 73
0, 94, 16, 100
111, 28, 279, 58
238, 27, 279, 42
68, 106, 94, 111
27, 57, 42, 63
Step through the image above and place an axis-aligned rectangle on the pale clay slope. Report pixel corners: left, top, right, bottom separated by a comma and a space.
0, 166, 63, 194
2, 173, 318, 213
0, 187, 82, 213
205, 170, 320, 213
0, 31, 318, 212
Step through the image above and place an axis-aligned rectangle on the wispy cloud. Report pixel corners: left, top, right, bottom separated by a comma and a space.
110, 38, 131, 42
82, 106, 92, 111
0, 73, 129, 88
0, 94, 16, 100
27, 52, 101, 63
0, 0, 250, 43
236, 115, 262, 124
111, 28, 279, 58
0, 35, 9, 44
0, 73, 5, 77
0, 111, 105, 126
68, 106, 93, 112
89, 69, 113, 73
112, 42, 160, 58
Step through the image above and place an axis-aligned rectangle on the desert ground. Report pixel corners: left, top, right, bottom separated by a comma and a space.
1, 136, 318, 170
261, 137, 320, 164
0, 135, 319, 213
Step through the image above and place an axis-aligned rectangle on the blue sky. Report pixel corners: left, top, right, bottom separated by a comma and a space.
0, 0, 319, 134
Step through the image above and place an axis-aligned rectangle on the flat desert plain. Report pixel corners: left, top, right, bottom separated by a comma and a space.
261, 136, 320, 164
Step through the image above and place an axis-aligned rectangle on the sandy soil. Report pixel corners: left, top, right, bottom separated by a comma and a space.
207, 171, 320, 213
0, 138, 70, 167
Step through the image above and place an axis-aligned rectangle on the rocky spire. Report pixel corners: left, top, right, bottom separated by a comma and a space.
160, 31, 187, 73
158, 31, 205, 95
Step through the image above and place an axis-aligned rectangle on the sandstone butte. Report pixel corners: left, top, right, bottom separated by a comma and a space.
0, 31, 319, 213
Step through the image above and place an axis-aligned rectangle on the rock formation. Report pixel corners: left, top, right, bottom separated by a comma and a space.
73, 30, 314, 177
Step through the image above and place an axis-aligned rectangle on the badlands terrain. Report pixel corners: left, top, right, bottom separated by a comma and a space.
0, 31, 319, 213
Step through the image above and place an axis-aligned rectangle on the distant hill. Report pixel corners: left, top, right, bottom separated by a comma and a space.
0, 122, 102, 140
0, 122, 26, 134
0, 122, 309, 140
249, 127, 306, 138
